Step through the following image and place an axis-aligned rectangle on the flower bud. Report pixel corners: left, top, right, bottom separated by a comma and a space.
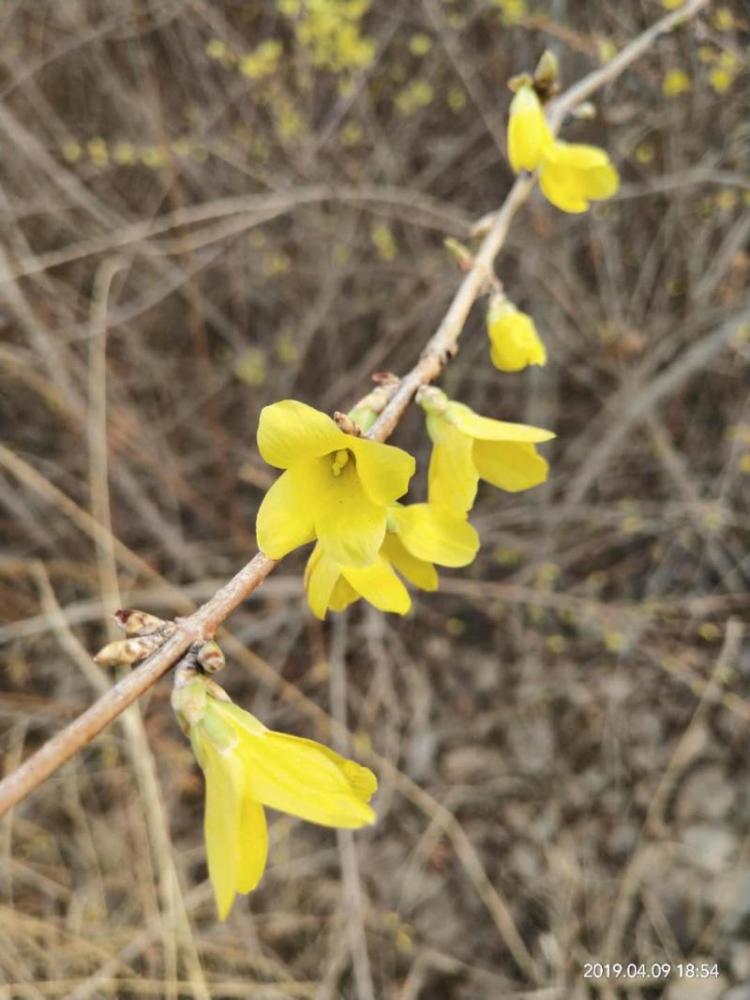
93, 633, 163, 668
507, 85, 553, 173
197, 639, 225, 674
486, 297, 546, 372
114, 609, 171, 637
533, 50, 559, 97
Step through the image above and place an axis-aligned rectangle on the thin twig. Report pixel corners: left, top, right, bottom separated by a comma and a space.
328, 616, 376, 1000
0, 0, 709, 829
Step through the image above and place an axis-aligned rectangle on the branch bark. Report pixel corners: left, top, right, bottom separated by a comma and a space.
0, 0, 709, 817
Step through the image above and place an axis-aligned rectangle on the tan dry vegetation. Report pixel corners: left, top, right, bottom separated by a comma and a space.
1, 1, 750, 998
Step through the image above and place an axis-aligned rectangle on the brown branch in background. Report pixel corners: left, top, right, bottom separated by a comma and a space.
0, 0, 709, 818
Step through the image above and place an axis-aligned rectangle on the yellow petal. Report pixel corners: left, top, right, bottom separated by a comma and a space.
547, 141, 611, 170
539, 165, 588, 212
584, 161, 619, 200
473, 439, 549, 492
211, 699, 376, 821
448, 401, 554, 443
342, 556, 412, 614
539, 141, 619, 214
199, 735, 245, 920
487, 301, 547, 372
381, 532, 438, 591
237, 729, 376, 828
390, 503, 479, 567
312, 746, 378, 802
349, 437, 415, 505
507, 85, 553, 173
329, 575, 360, 611
236, 797, 268, 894
304, 543, 342, 620
255, 465, 316, 558
257, 399, 345, 469
307, 456, 387, 566
427, 422, 478, 514
213, 699, 267, 738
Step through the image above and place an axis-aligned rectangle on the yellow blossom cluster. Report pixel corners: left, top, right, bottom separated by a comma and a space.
206, 37, 284, 79
195, 330, 554, 911
705, 49, 742, 95
282, 0, 375, 74
662, 45, 743, 99
60, 135, 203, 169
253, 395, 552, 619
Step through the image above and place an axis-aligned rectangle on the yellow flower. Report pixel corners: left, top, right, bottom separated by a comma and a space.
305, 502, 480, 618
113, 141, 137, 165
661, 0, 685, 9
709, 66, 734, 93
708, 54, 739, 95
496, 0, 527, 26
173, 673, 376, 920
538, 141, 619, 214
507, 85, 552, 172
419, 388, 554, 513
256, 400, 415, 566
662, 68, 691, 97
60, 140, 82, 163
239, 40, 283, 79
507, 85, 619, 214
712, 6, 734, 31
486, 298, 547, 372
86, 137, 109, 168
597, 38, 618, 64
635, 143, 654, 165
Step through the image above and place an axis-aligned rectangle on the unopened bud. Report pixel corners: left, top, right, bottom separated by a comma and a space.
114, 609, 171, 637
197, 639, 225, 674
94, 633, 163, 668
533, 50, 560, 96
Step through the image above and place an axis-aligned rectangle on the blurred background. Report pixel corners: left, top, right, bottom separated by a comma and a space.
1, 1, 749, 997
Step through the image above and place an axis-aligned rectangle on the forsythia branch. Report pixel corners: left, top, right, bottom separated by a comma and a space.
0, 0, 709, 818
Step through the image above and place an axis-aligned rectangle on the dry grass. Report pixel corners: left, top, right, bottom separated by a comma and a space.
1, 1, 750, 998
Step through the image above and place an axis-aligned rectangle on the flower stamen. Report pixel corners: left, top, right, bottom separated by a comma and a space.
331, 449, 350, 476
